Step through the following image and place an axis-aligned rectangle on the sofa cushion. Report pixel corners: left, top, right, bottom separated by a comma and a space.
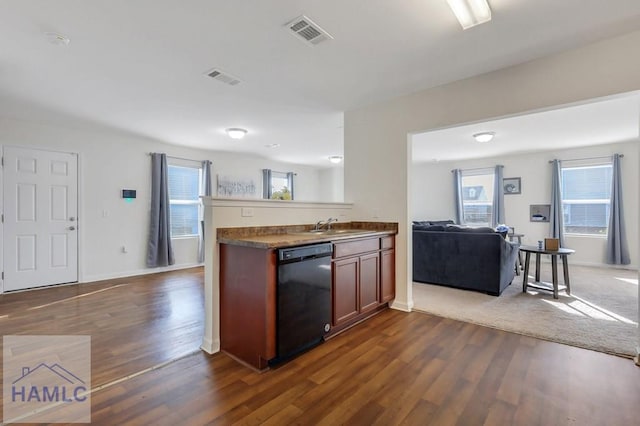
445, 225, 496, 234
413, 224, 446, 231
429, 220, 455, 226
412, 221, 431, 227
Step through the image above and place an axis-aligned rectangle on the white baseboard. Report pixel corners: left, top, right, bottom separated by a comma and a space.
81, 263, 203, 284
390, 299, 414, 312
201, 338, 220, 354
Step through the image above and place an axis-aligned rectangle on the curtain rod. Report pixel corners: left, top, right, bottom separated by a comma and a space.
450, 165, 503, 173
548, 154, 623, 164
148, 152, 209, 164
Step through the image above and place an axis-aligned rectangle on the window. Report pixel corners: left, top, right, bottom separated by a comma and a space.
561, 163, 612, 235
263, 169, 294, 200
460, 168, 494, 226
168, 165, 201, 237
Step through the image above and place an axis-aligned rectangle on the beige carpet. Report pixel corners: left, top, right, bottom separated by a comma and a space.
413, 264, 638, 357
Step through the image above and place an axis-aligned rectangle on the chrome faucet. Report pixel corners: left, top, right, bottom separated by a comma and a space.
315, 217, 338, 231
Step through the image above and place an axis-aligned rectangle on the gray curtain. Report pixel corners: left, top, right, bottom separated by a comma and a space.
453, 169, 464, 224
549, 159, 564, 247
198, 160, 212, 263
606, 154, 630, 264
287, 172, 295, 200
492, 165, 505, 227
262, 169, 272, 199
146, 153, 175, 267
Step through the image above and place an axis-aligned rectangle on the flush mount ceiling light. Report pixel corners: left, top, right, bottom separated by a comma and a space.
226, 128, 248, 139
44, 32, 70, 46
328, 155, 343, 164
264, 143, 280, 148
446, 0, 492, 30
473, 132, 495, 143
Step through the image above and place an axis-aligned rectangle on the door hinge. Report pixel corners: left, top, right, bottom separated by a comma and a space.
1, 272, 3, 280
1, 213, 3, 223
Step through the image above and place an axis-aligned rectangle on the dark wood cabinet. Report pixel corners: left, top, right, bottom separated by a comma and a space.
219, 244, 276, 370
332, 257, 360, 325
359, 253, 380, 313
220, 232, 396, 368
330, 235, 395, 333
380, 248, 395, 303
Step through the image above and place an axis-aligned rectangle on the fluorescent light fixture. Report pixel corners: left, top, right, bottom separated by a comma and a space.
447, 0, 492, 30
226, 128, 247, 139
328, 155, 343, 164
473, 132, 495, 143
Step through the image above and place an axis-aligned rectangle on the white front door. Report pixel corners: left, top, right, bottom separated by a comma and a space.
3, 146, 78, 291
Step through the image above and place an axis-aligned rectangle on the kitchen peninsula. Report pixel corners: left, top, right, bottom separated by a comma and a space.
218, 222, 397, 370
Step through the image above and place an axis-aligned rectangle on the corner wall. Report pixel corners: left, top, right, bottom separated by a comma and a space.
344, 30, 640, 331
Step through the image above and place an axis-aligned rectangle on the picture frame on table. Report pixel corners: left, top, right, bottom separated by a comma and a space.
503, 177, 521, 195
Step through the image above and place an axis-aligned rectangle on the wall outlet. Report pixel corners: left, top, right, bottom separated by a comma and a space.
372, 208, 380, 219
121, 246, 128, 254
241, 207, 254, 217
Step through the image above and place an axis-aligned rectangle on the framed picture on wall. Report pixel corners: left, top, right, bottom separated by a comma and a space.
503, 177, 521, 194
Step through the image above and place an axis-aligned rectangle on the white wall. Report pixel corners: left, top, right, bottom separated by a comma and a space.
344, 30, 640, 315
412, 141, 639, 268
318, 166, 345, 202
0, 116, 340, 287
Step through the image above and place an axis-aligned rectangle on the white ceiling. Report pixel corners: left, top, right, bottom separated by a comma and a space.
2, 1, 640, 166
412, 94, 640, 163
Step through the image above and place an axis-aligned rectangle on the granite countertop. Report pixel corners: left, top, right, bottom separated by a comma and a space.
217, 221, 398, 249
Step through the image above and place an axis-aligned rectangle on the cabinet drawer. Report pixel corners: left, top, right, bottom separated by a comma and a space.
381, 236, 394, 250
333, 237, 379, 258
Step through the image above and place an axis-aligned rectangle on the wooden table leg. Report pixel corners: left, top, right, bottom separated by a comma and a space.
562, 255, 571, 295
551, 255, 558, 299
535, 253, 541, 282
522, 252, 531, 293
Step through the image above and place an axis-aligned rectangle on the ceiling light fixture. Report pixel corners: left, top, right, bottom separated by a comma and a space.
44, 32, 70, 46
264, 143, 280, 148
328, 155, 343, 164
473, 132, 495, 143
446, 0, 492, 30
226, 128, 248, 139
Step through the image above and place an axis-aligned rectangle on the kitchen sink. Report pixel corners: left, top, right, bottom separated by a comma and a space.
292, 229, 371, 236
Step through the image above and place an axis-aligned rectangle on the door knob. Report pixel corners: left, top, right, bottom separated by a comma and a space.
69, 217, 76, 222
68, 226, 76, 231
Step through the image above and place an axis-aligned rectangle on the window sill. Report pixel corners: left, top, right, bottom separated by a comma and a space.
171, 235, 199, 240
564, 233, 608, 239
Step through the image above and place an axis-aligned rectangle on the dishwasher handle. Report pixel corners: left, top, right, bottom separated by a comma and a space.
278, 243, 333, 263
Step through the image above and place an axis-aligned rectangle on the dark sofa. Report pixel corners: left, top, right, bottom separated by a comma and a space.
412, 223, 520, 296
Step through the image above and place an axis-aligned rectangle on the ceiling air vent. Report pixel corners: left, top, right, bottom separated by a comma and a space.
285, 15, 333, 46
205, 68, 241, 86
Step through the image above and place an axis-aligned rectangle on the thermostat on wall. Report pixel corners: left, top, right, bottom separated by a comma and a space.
122, 189, 137, 199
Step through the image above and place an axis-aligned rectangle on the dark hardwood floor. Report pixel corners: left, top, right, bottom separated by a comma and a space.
1, 268, 638, 425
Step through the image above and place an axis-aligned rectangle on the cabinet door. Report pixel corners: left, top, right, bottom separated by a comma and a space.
380, 249, 395, 303
333, 257, 359, 326
359, 253, 380, 313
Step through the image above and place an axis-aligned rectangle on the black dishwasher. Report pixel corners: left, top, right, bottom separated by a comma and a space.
271, 242, 333, 365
